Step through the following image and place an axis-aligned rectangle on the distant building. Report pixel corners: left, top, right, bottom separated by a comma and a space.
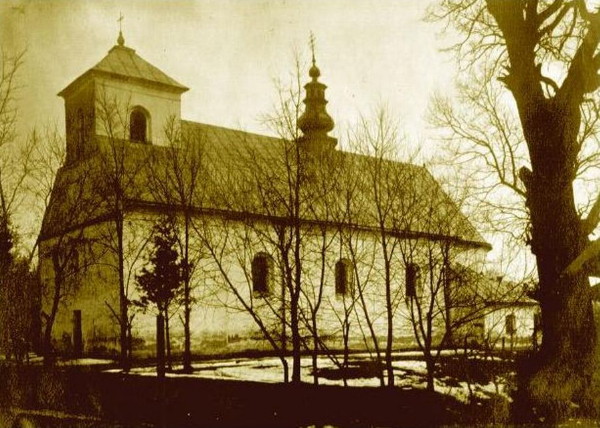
39, 32, 492, 358
450, 266, 540, 350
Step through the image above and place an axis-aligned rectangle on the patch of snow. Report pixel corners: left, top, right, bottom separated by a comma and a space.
59, 358, 115, 366
103, 353, 512, 405
391, 360, 427, 374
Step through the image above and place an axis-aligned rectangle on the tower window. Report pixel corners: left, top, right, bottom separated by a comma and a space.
252, 253, 274, 296
406, 263, 421, 299
335, 259, 354, 296
130, 107, 149, 143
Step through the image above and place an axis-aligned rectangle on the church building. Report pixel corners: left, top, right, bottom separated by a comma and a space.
39, 31, 494, 359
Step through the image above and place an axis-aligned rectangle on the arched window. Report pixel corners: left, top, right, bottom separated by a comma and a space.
405, 263, 422, 299
130, 107, 149, 143
252, 253, 274, 295
335, 259, 354, 296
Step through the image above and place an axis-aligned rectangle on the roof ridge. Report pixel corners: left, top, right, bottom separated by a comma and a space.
181, 120, 282, 142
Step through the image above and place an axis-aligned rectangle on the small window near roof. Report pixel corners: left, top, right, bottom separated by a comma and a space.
252, 253, 274, 296
335, 259, 354, 296
505, 313, 516, 336
130, 107, 149, 143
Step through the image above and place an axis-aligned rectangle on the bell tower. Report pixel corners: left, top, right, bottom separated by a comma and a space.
58, 27, 188, 165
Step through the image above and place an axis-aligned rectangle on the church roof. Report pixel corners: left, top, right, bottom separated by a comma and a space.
39, 121, 490, 252
58, 44, 188, 97
448, 264, 536, 308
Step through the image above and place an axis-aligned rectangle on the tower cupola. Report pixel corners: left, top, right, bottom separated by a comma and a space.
297, 40, 336, 152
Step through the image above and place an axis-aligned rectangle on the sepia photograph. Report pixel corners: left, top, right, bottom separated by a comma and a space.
1, 0, 600, 426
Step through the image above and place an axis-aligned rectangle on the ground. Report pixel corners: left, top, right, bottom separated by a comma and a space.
105, 351, 513, 405
0, 351, 522, 427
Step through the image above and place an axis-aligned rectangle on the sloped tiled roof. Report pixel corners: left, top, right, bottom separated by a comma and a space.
449, 264, 536, 307
39, 120, 490, 252
58, 45, 188, 97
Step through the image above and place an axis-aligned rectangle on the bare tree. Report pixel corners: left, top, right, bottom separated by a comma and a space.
298, 149, 341, 385
190, 52, 332, 383
347, 108, 410, 387
26, 124, 66, 259
93, 89, 151, 370
147, 117, 206, 372
429, 0, 600, 417
0, 49, 39, 256
0, 48, 26, 207
0, 257, 38, 364
217, 54, 314, 384
38, 162, 99, 364
193, 211, 291, 382
331, 150, 387, 387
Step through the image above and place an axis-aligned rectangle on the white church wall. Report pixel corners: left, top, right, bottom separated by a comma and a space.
40, 222, 122, 355
94, 78, 182, 146
41, 205, 489, 358
484, 305, 537, 347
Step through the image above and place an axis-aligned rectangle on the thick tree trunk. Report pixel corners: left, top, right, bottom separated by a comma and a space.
281, 356, 290, 383
425, 355, 435, 392
520, 105, 596, 417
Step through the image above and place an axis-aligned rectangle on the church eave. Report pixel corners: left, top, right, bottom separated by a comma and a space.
58, 69, 189, 98
125, 198, 492, 252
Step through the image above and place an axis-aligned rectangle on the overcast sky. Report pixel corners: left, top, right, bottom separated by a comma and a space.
3, 0, 529, 271
1, 0, 455, 152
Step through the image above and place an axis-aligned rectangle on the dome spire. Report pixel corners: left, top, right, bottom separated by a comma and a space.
298, 33, 336, 152
308, 31, 321, 80
310, 32, 316, 66
117, 12, 125, 46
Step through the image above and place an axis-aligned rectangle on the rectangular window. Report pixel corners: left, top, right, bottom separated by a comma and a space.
335, 259, 353, 296
505, 313, 516, 335
252, 253, 272, 295
406, 263, 421, 298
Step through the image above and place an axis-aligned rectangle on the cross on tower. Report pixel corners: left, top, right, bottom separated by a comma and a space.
309, 31, 316, 66
117, 12, 125, 46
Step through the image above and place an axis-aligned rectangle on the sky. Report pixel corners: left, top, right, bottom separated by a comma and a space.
0, 0, 454, 149
0, 0, 528, 273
